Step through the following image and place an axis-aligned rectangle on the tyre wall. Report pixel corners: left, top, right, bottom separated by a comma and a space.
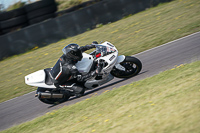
0, 0, 172, 60
0, 7, 28, 36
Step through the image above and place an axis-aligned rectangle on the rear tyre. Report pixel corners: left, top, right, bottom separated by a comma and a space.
38, 96, 69, 104
111, 56, 142, 78
37, 87, 70, 104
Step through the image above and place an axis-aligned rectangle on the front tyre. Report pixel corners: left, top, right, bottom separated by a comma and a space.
111, 56, 142, 78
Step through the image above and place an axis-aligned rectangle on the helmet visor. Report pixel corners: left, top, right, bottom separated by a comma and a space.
68, 49, 82, 61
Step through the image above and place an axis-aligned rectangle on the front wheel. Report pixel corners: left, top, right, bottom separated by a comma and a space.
111, 56, 142, 78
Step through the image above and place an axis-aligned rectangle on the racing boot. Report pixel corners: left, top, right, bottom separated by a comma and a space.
64, 83, 85, 98
72, 85, 85, 97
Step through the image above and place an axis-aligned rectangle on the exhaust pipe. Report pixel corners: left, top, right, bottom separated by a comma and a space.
38, 92, 64, 99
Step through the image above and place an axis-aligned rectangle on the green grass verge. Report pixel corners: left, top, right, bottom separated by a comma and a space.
0, 0, 200, 103
2, 60, 200, 133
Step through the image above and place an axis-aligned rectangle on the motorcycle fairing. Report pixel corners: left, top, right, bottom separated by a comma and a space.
95, 42, 118, 74
83, 41, 118, 89
75, 53, 94, 75
84, 74, 114, 89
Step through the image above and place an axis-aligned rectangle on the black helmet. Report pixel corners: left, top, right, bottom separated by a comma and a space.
62, 43, 83, 61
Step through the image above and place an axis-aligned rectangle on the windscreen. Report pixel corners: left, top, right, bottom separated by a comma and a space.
95, 45, 116, 58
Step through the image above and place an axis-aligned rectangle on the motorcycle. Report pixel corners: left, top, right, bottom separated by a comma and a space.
25, 41, 142, 104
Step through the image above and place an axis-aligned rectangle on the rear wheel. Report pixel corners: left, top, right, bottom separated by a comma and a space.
111, 56, 142, 78
38, 96, 69, 104
37, 87, 70, 104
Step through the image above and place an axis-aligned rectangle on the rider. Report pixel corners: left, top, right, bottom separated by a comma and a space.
49, 41, 102, 97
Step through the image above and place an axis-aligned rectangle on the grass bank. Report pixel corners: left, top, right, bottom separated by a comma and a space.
56, 0, 90, 11
2, 60, 200, 133
0, 0, 200, 102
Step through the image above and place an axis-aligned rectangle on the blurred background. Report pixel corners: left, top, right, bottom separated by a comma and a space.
0, 0, 186, 60
0, 0, 92, 11
0, 0, 36, 11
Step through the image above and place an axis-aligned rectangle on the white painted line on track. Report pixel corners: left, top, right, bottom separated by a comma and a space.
0, 91, 34, 105
134, 31, 200, 56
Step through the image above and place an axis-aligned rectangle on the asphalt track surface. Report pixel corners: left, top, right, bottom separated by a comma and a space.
0, 32, 200, 131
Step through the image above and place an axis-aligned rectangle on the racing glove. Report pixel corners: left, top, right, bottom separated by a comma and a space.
92, 41, 98, 44
96, 59, 104, 74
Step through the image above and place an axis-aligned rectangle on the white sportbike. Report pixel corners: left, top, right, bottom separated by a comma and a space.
25, 41, 142, 104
